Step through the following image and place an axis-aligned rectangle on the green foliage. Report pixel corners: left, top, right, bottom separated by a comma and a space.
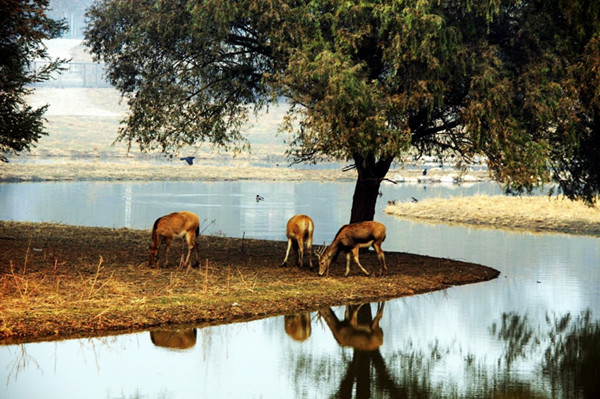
85, 0, 600, 204
464, 0, 600, 203
282, 0, 471, 167
85, 0, 292, 155
0, 0, 67, 162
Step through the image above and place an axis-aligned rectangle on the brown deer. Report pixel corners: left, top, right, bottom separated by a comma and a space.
284, 313, 312, 342
318, 302, 385, 351
150, 328, 197, 350
281, 214, 314, 269
316, 221, 387, 277
149, 211, 200, 268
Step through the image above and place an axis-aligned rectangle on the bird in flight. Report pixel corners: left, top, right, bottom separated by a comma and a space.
180, 156, 195, 165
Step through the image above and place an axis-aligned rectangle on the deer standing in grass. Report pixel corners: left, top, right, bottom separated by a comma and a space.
149, 211, 200, 268
316, 221, 387, 277
281, 214, 314, 269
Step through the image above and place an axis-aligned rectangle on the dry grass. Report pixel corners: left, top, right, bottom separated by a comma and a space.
10, 86, 492, 183
384, 195, 600, 236
0, 160, 357, 182
0, 221, 498, 344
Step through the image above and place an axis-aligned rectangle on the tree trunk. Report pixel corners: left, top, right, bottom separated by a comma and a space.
349, 153, 394, 224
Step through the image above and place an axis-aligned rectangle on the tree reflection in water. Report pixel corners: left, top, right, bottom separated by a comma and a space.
317, 302, 406, 398
490, 312, 538, 369
3, 305, 599, 398
543, 310, 600, 399
286, 304, 600, 399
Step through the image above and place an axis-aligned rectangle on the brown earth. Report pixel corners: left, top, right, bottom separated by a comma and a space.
0, 221, 499, 345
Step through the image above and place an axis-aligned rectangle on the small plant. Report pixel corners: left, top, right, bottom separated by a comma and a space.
199, 219, 216, 236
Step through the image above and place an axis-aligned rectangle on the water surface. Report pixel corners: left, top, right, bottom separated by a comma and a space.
1, 180, 598, 398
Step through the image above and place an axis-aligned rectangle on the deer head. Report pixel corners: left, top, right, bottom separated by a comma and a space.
314, 243, 331, 276
314, 244, 327, 261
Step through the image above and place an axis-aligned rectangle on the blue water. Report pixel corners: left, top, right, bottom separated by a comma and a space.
1, 180, 598, 398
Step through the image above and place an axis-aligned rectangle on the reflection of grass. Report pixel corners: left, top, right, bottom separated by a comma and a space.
384, 195, 600, 236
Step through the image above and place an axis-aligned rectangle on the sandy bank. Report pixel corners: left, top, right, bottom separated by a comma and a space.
385, 195, 600, 237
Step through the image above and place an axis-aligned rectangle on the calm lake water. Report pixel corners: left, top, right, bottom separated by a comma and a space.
1, 180, 599, 398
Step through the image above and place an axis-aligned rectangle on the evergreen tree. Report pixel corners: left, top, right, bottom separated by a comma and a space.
0, 0, 68, 162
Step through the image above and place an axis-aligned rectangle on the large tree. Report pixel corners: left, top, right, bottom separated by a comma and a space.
0, 0, 67, 162
85, 0, 600, 223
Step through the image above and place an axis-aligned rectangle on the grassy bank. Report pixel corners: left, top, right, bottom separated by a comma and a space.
0, 221, 499, 344
0, 161, 492, 183
0, 160, 356, 182
384, 195, 600, 236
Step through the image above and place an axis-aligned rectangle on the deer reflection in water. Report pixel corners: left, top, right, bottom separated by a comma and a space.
284, 313, 312, 342
319, 302, 405, 398
150, 328, 197, 350
319, 302, 384, 351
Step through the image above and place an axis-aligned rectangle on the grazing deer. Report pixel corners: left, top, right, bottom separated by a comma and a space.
319, 302, 385, 351
149, 211, 200, 268
281, 214, 314, 269
316, 221, 387, 277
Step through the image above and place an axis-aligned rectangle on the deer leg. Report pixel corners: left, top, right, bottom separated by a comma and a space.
281, 238, 293, 267
192, 236, 200, 267
297, 238, 304, 268
182, 233, 195, 268
185, 232, 200, 268
347, 304, 363, 327
149, 238, 160, 267
373, 243, 387, 275
351, 246, 371, 276
345, 252, 352, 277
163, 237, 173, 267
373, 302, 385, 329
373, 242, 387, 275
306, 236, 313, 270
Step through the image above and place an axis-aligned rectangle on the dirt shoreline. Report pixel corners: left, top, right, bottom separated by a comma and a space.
0, 221, 499, 345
